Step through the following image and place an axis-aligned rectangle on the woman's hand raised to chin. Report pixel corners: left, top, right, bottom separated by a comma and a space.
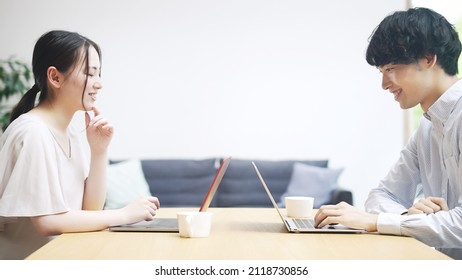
85, 106, 114, 154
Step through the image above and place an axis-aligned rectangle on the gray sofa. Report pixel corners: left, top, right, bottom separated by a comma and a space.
138, 157, 353, 208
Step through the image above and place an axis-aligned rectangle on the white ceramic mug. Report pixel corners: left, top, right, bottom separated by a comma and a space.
285, 196, 314, 217
177, 211, 213, 238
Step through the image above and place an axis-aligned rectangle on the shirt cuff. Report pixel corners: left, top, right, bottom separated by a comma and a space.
376, 212, 405, 235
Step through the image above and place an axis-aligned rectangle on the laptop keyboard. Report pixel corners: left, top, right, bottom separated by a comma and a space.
292, 218, 315, 229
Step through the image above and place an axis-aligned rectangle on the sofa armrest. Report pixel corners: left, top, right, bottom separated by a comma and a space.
329, 188, 353, 205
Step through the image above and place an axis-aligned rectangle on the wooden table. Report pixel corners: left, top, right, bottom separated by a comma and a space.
26, 208, 452, 260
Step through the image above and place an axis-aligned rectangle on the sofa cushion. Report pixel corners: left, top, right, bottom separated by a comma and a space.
217, 159, 328, 207
104, 159, 152, 210
141, 158, 221, 207
279, 163, 343, 208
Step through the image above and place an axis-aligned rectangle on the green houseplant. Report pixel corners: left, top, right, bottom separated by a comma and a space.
0, 57, 33, 132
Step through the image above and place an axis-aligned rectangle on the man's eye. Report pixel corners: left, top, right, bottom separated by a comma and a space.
386, 67, 394, 73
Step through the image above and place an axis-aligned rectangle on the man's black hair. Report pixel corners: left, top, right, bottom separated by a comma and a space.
366, 7, 461, 75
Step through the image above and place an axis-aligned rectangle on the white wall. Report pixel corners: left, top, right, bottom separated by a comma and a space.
0, 0, 407, 207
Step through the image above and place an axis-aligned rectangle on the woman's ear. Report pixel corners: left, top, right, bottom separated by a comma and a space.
47, 66, 63, 89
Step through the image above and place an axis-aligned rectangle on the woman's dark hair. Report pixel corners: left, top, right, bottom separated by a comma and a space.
366, 7, 461, 75
9, 30, 102, 123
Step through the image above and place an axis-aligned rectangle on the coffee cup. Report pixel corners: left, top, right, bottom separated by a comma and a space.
285, 196, 314, 217
177, 211, 213, 238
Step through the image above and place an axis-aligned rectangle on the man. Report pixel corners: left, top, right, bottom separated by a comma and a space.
314, 7, 462, 259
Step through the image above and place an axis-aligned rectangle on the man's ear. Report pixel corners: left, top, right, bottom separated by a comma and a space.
424, 53, 437, 68
47, 66, 63, 89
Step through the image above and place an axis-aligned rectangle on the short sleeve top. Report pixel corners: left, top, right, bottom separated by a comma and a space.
0, 113, 90, 259
0, 114, 89, 216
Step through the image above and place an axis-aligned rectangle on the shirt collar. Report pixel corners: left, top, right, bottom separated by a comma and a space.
425, 79, 462, 124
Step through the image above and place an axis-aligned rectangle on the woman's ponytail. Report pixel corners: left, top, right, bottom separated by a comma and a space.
9, 84, 40, 124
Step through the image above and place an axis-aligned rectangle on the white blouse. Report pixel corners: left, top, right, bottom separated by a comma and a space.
0, 113, 89, 259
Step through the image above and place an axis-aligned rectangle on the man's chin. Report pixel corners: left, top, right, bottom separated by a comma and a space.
399, 102, 416, 110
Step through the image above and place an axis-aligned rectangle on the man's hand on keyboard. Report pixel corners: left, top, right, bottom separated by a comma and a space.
314, 202, 378, 232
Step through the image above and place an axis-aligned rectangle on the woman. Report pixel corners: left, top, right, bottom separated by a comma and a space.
0, 30, 160, 259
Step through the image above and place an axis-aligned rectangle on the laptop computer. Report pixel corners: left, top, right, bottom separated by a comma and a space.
109, 157, 232, 232
252, 161, 363, 233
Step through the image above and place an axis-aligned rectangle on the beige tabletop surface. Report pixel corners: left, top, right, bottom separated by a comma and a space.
26, 207, 452, 260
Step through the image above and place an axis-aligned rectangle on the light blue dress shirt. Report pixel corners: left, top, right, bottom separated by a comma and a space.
365, 79, 462, 259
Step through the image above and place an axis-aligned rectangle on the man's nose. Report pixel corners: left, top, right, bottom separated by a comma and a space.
381, 74, 392, 90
